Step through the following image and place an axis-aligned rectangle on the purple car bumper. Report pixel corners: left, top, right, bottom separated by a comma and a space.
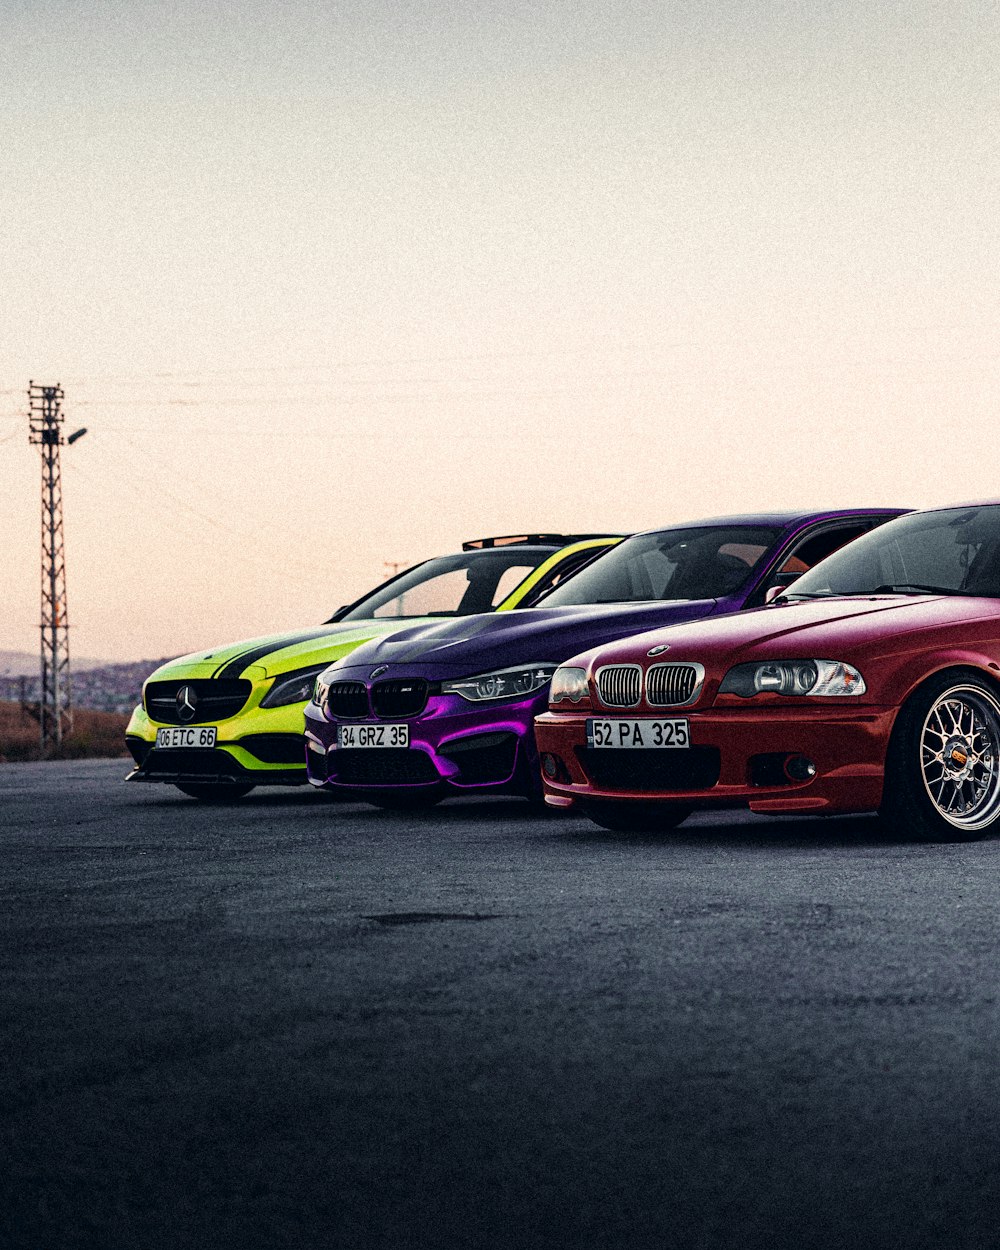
303, 673, 546, 800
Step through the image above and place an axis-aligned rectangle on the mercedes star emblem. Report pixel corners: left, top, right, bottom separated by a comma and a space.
176, 685, 199, 722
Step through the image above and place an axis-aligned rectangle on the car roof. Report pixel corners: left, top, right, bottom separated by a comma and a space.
909, 500, 1000, 513
632, 508, 909, 537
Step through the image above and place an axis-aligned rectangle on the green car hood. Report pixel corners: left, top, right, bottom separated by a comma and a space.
147, 618, 438, 683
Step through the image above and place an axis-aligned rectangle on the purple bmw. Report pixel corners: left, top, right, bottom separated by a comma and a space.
303, 510, 906, 807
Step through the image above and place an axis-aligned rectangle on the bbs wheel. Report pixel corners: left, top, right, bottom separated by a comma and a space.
579, 801, 692, 833
882, 669, 1000, 841
174, 782, 255, 802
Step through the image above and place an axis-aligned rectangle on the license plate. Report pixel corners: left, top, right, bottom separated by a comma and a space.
337, 724, 409, 749
587, 718, 689, 749
155, 726, 217, 749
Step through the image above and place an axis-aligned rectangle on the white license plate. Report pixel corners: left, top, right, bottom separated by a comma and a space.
155, 726, 217, 749
337, 724, 409, 749
587, 718, 689, 749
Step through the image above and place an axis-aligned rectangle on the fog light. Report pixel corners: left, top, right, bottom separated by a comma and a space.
541, 753, 559, 779
785, 755, 817, 782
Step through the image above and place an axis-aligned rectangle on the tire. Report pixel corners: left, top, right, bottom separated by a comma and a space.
174, 782, 256, 802
363, 790, 444, 811
881, 668, 1000, 842
579, 800, 692, 833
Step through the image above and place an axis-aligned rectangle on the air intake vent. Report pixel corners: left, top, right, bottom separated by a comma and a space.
576, 746, 721, 792
236, 734, 306, 764
646, 663, 704, 707
333, 749, 440, 786
140, 748, 247, 782
595, 664, 641, 708
438, 732, 518, 785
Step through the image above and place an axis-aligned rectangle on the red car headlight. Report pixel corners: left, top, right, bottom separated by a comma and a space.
549, 666, 591, 707
719, 659, 866, 698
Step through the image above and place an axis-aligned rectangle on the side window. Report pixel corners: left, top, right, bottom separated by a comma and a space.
745, 521, 877, 607
779, 524, 871, 575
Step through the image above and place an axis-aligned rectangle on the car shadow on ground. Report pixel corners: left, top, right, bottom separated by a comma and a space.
550, 809, 1000, 850
317, 794, 916, 849
335, 797, 979, 851
134, 785, 337, 808
552, 812, 910, 850
131, 787, 998, 850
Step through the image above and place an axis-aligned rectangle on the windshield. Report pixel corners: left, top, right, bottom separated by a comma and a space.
539, 526, 783, 607
339, 548, 553, 620
784, 506, 1000, 600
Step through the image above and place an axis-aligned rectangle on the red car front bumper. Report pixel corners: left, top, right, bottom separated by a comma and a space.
534, 704, 899, 815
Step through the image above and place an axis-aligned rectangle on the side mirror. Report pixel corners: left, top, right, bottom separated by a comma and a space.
764, 571, 802, 604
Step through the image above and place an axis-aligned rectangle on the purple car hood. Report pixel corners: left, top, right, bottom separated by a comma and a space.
329, 600, 721, 678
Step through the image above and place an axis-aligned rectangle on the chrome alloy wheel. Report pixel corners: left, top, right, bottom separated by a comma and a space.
919, 684, 1000, 830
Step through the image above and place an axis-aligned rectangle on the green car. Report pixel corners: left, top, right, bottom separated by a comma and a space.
125, 533, 621, 799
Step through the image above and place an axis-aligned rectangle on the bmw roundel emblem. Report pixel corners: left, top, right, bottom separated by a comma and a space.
370, 665, 389, 680
647, 644, 671, 657
176, 685, 199, 722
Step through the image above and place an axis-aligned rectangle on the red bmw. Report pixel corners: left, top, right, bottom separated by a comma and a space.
536, 503, 1000, 841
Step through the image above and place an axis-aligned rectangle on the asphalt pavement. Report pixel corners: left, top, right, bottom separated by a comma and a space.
2, 760, 999, 1250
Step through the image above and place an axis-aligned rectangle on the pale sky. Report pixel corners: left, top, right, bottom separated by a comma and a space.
3, 0, 1000, 661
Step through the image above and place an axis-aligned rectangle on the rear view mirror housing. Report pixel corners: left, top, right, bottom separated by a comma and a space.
764, 571, 802, 604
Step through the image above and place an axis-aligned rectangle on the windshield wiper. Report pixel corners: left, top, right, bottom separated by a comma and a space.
871, 583, 976, 596
780, 590, 841, 600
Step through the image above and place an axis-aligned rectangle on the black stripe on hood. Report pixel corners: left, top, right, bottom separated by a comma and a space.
214, 627, 345, 680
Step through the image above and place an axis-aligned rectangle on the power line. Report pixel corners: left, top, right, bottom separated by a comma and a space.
61, 450, 322, 590
54, 343, 688, 385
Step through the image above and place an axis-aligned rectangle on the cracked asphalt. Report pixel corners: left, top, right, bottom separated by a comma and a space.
2, 759, 999, 1250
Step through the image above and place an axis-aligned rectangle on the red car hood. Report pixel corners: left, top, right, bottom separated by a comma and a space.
585, 594, 1000, 668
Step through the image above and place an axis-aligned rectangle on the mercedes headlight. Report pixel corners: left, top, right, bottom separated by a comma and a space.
260, 664, 331, 709
313, 673, 332, 709
718, 659, 866, 698
442, 664, 557, 703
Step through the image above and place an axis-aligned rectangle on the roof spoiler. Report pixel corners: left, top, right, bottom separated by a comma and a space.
462, 533, 623, 550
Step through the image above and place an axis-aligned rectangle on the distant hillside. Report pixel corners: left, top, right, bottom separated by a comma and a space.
0, 701, 130, 763
0, 658, 172, 715
0, 650, 111, 677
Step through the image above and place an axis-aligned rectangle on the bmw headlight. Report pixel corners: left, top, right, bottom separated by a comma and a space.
442, 664, 557, 703
719, 659, 866, 698
260, 664, 332, 709
549, 666, 590, 704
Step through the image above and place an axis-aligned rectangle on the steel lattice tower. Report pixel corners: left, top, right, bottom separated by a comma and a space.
28, 382, 73, 751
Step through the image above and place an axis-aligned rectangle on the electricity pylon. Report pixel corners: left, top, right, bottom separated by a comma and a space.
28, 382, 73, 752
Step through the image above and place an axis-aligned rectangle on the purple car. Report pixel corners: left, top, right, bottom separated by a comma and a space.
303, 510, 906, 807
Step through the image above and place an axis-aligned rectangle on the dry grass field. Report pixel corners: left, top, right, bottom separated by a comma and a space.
0, 700, 129, 762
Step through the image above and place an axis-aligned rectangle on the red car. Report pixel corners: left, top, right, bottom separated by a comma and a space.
536, 503, 1000, 841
